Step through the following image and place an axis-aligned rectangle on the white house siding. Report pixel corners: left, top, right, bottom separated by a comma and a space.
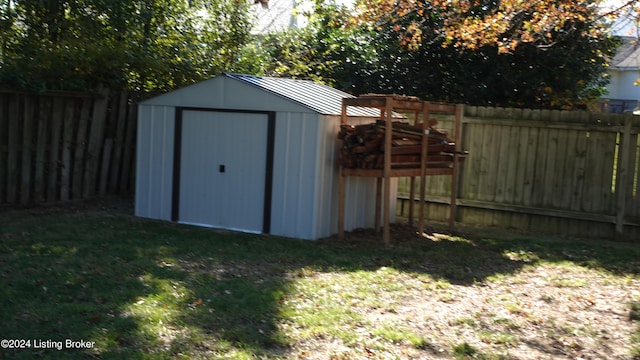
135, 105, 175, 221
606, 70, 640, 100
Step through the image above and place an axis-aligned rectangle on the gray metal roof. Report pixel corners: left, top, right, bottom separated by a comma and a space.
612, 37, 640, 69
224, 73, 382, 117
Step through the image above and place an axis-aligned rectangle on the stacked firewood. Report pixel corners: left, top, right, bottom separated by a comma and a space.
338, 120, 467, 169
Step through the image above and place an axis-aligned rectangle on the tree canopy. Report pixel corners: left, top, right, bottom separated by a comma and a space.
260, 0, 627, 109
0, 0, 636, 108
0, 0, 257, 92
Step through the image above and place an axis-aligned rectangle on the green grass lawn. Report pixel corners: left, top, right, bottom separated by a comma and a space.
1, 198, 639, 359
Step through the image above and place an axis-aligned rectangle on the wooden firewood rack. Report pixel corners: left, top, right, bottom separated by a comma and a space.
337, 95, 464, 245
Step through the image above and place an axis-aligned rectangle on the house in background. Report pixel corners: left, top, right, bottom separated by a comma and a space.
250, 0, 311, 34
603, 36, 640, 113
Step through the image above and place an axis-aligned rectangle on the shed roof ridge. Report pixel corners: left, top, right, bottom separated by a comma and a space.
223, 72, 365, 115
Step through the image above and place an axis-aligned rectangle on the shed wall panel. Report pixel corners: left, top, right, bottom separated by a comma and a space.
270, 113, 396, 240
135, 105, 175, 220
270, 112, 318, 239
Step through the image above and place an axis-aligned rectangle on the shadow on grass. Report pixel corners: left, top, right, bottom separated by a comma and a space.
0, 200, 638, 358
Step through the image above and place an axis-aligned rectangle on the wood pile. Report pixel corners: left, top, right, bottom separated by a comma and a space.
338, 120, 467, 169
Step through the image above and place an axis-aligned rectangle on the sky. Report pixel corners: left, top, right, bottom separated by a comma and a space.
601, 0, 639, 36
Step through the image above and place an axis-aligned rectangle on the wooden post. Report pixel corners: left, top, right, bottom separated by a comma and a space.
449, 104, 463, 231
409, 110, 420, 226
615, 117, 632, 239
418, 102, 429, 235
383, 97, 393, 246
338, 100, 347, 238
375, 177, 382, 232
409, 177, 415, 226
338, 166, 345, 238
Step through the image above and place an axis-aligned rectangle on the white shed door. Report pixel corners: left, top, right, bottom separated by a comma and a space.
179, 110, 268, 233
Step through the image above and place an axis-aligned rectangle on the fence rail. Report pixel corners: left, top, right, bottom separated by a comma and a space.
0, 90, 139, 205
398, 106, 640, 241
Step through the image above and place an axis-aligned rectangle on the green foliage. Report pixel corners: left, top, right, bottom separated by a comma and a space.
0, 0, 255, 92
259, 1, 378, 91
261, 0, 619, 109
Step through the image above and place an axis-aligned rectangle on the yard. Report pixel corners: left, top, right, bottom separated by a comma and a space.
1, 197, 639, 359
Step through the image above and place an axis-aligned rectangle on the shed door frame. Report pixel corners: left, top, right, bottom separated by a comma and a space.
171, 107, 276, 234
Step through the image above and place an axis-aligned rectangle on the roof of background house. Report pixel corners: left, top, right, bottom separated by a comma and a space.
611, 37, 640, 69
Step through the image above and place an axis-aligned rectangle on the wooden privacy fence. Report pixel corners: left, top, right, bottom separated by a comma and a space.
0, 89, 139, 205
398, 107, 640, 241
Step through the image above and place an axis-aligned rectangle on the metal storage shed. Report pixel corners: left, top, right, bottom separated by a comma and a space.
135, 73, 397, 240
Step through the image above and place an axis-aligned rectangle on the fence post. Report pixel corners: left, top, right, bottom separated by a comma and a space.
615, 117, 633, 239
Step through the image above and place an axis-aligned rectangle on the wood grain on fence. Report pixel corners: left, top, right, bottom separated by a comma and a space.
398, 107, 640, 240
0, 90, 138, 205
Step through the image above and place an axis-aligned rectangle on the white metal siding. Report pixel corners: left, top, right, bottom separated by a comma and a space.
135, 105, 175, 221
270, 113, 397, 240
270, 112, 318, 239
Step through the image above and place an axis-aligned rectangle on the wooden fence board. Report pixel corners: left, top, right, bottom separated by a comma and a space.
60, 99, 76, 201
587, 131, 616, 214
512, 126, 529, 205
34, 98, 51, 202
476, 123, 495, 202
559, 129, 578, 209
47, 99, 65, 202
522, 127, 539, 207
20, 95, 35, 204
108, 92, 127, 193
531, 127, 549, 207
99, 138, 113, 196
119, 100, 137, 193
551, 129, 570, 209
71, 98, 91, 199
542, 128, 560, 208
7, 94, 19, 204
461, 123, 483, 200
1, 90, 138, 205
494, 125, 511, 203
628, 135, 640, 218
0, 95, 6, 203
83, 90, 109, 198
569, 130, 588, 212
503, 125, 520, 204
